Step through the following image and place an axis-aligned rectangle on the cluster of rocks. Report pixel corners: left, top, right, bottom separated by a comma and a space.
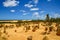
0, 22, 60, 40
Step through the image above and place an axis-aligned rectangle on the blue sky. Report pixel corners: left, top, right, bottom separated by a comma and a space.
0, 0, 60, 20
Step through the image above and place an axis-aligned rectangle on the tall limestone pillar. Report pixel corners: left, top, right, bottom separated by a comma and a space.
56, 25, 60, 36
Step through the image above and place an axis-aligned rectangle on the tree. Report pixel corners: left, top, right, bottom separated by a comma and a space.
45, 14, 50, 22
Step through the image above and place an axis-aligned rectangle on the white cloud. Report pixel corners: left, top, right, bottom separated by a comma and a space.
24, 4, 34, 8
10, 10, 15, 12
3, 0, 19, 7
33, 0, 38, 4
40, 11, 45, 13
40, 15, 46, 19
20, 10, 29, 16
54, 13, 60, 18
33, 12, 40, 18
33, 12, 39, 16
47, 0, 51, 2
30, 8, 39, 11
32, 12, 46, 19
23, 13, 27, 16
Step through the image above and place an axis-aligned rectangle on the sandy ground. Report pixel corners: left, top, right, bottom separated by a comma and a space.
0, 23, 60, 40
